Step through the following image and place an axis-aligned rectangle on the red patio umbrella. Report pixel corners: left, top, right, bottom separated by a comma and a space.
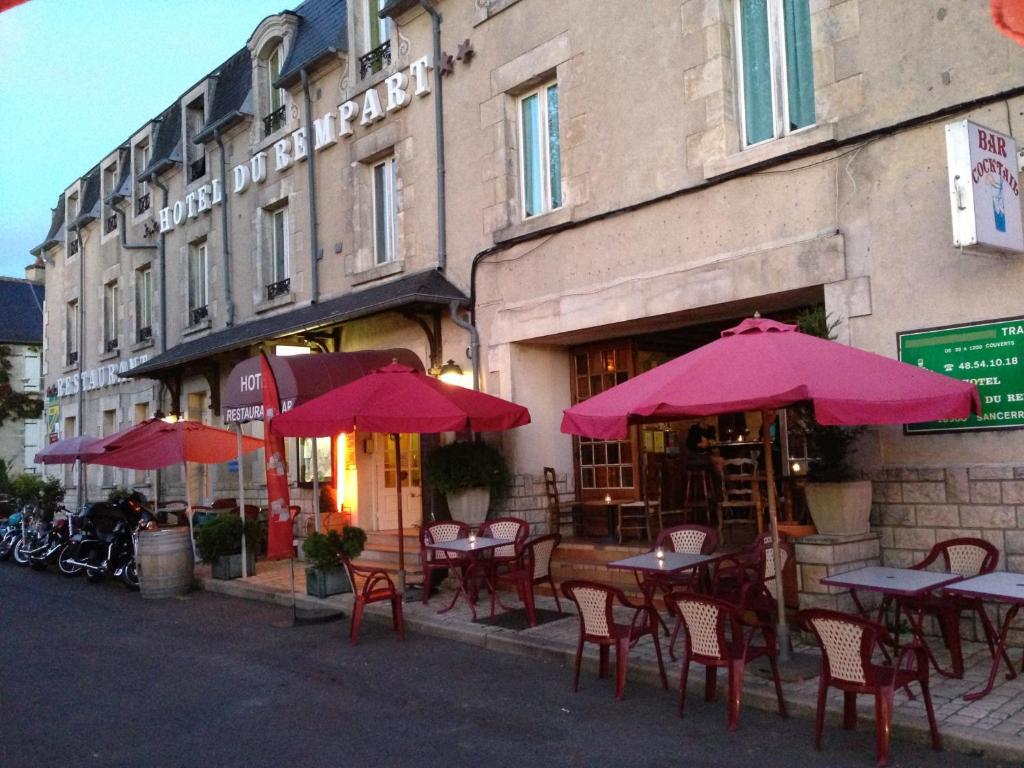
92, 419, 265, 557
561, 317, 982, 653
271, 362, 531, 591
34, 435, 105, 465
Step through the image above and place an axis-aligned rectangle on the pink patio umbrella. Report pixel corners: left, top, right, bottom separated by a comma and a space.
91, 419, 264, 557
34, 435, 104, 464
271, 362, 531, 592
561, 316, 982, 653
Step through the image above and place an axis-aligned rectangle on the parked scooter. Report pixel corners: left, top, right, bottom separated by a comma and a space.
58, 499, 155, 589
0, 511, 24, 561
13, 510, 71, 570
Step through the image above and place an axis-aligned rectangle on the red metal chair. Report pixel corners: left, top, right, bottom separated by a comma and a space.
665, 592, 787, 731
478, 516, 530, 573
561, 579, 668, 700
420, 521, 472, 604
339, 555, 404, 646
798, 609, 941, 767
898, 537, 1005, 678
490, 533, 562, 626
713, 536, 793, 621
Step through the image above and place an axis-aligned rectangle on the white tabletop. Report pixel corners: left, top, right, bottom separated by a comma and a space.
608, 551, 719, 575
424, 536, 506, 554
944, 572, 1024, 603
821, 566, 961, 596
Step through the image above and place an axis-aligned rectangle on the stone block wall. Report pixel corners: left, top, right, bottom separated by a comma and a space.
870, 465, 1024, 646
795, 532, 881, 613
491, 471, 564, 536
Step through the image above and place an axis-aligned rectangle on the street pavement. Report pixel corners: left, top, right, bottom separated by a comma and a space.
0, 564, 1013, 768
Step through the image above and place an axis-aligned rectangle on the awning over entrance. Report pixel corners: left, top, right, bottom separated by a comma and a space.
222, 350, 424, 423
125, 269, 467, 380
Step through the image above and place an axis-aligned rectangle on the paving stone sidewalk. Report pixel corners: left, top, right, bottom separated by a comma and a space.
198, 562, 1024, 763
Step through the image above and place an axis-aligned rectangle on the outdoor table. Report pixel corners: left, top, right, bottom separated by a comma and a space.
608, 551, 724, 639
943, 572, 1024, 700
424, 536, 508, 620
821, 566, 962, 673
579, 500, 619, 541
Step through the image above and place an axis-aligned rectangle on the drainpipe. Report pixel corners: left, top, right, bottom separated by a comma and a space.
213, 129, 235, 325
75, 227, 86, 507
417, 0, 447, 273
301, 68, 320, 304
115, 206, 157, 250
449, 300, 479, 391
152, 178, 170, 354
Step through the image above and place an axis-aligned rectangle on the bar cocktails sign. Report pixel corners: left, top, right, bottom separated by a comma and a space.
945, 120, 1023, 254
898, 317, 1024, 433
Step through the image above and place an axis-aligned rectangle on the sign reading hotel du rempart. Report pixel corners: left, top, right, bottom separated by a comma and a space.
945, 120, 1024, 254
157, 55, 433, 233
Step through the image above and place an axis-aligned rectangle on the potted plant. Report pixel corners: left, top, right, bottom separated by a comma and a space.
302, 526, 367, 598
196, 514, 264, 579
424, 440, 511, 526
792, 307, 869, 536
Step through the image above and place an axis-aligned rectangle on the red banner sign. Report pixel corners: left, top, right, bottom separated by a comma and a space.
261, 353, 294, 560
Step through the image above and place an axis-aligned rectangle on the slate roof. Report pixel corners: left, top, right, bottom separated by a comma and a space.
141, 103, 182, 179
71, 166, 101, 228
127, 269, 467, 378
379, 0, 418, 18
31, 194, 66, 255
195, 47, 254, 142
277, 0, 348, 88
0, 278, 45, 345
108, 147, 132, 204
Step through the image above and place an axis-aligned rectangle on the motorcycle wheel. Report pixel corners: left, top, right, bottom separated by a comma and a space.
58, 545, 84, 577
0, 539, 13, 561
121, 559, 140, 591
12, 539, 31, 567
85, 569, 105, 583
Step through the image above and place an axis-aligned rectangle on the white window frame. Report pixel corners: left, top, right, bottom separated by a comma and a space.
132, 138, 151, 217
517, 80, 562, 219
372, 156, 398, 266
270, 207, 290, 283
365, 0, 391, 52
267, 46, 284, 114
733, 0, 816, 149
136, 265, 153, 336
101, 161, 118, 239
188, 240, 209, 317
103, 281, 119, 348
66, 300, 79, 359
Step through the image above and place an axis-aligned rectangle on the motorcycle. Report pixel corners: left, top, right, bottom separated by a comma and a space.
0, 511, 24, 561
58, 499, 156, 589
14, 511, 71, 570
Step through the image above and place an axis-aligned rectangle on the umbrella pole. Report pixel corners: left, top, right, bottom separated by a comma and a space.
236, 425, 248, 579
393, 433, 406, 595
762, 409, 791, 661
185, 462, 198, 561
312, 442, 321, 534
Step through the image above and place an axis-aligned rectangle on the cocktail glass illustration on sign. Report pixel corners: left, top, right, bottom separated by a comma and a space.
991, 176, 1006, 232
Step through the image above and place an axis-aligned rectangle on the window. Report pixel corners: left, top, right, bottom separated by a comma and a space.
102, 162, 118, 235
136, 265, 153, 343
103, 281, 119, 352
262, 46, 286, 136
372, 156, 398, 265
518, 81, 562, 218
66, 192, 80, 256
22, 350, 40, 392
271, 208, 289, 283
133, 139, 151, 216
185, 95, 206, 182
298, 437, 333, 485
736, 0, 815, 147
360, 0, 392, 77
572, 345, 635, 494
66, 300, 79, 366
188, 240, 208, 325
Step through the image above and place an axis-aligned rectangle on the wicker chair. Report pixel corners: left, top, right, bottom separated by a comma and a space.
799, 609, 941, 767
490, 533, 562, 626
897, 537, 1005, 678
665, 592, 787, 731
419, 521, 472, 604
340, 555, 404, 646
561, 579, 668, 700
478, 517, 530, 572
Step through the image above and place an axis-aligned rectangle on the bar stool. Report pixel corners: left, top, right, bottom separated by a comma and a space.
683, 465, 713, 524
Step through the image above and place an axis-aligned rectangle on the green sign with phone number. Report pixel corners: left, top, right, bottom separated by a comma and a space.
898, 317, 1024, 434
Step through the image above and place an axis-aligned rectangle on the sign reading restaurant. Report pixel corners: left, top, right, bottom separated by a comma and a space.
157, 55, 434, 233
56, 355, 149, 398
898, 317, 1024, 433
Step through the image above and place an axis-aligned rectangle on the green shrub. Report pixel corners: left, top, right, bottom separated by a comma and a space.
424, 441, 511, 496
301, 526, 367, 571
196, 514, 266, 564
10, 473, 65, 519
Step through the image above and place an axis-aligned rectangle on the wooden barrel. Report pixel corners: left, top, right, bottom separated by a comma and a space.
137, 528, 194, 599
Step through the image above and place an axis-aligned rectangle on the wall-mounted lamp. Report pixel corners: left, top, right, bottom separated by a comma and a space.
438, 359, 465, 386
154, 409, 179, 424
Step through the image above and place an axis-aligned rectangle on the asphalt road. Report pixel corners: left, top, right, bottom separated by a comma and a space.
0, 563, 1012, 768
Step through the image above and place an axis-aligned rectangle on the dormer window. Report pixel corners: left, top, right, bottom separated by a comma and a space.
263, 45, 286, 137
133, 138, 151, 217
66, 192, 80, 256
185, 95, 207, 182
360, 0, 392, 78
102, 161, 118, 235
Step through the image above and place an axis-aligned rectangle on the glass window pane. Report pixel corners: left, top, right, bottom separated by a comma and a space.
582, 467, 595, 488
595, 466, 608, 488
547, 84, 561, 209
521, 93, 542, 217
273, 211, 286, 280
374, 163, 388, 263
621, 466, 634, 488
740, 0, 774, 145
783, 0, 815, 130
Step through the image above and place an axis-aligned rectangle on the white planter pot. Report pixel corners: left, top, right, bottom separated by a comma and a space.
445, 487, 491, 526
804, 480, 873, 537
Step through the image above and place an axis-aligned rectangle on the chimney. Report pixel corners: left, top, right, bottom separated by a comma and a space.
24, 258, 45, 284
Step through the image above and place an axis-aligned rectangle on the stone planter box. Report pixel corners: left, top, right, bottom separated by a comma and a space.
804, 480, 873, 536
211, 551, 256, 580
305, 566, 352, 598
445, 487, 491, 527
